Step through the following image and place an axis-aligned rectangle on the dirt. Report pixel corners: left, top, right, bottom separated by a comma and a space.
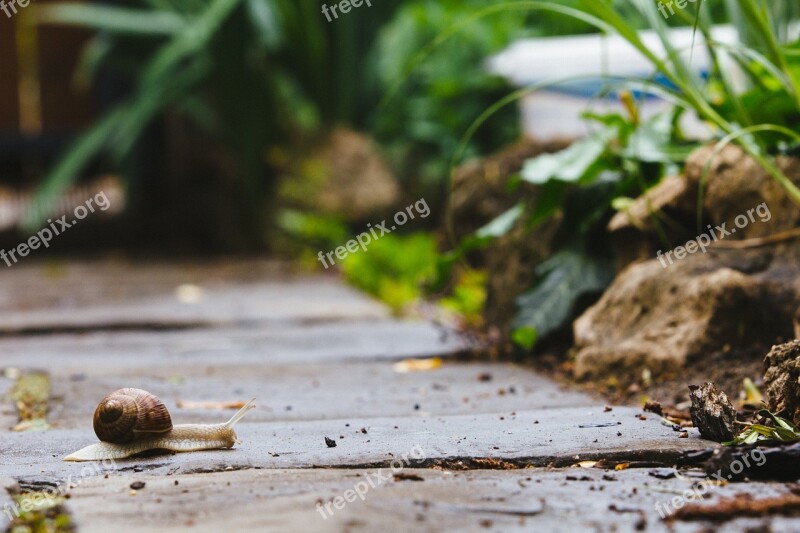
528, 339, 769, 411
764, 340, 800, 424
672, 492, 800, 522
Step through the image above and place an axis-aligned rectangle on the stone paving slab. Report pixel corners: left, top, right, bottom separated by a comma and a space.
41, 361, 595, 429
0, 408, 710, 482
0, 260, 300, 310
0, 261, 388, 333
10, 468, 796, 533
0, 320, 467, 368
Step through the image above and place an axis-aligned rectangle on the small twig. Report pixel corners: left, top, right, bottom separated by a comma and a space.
712, 227, 800, 249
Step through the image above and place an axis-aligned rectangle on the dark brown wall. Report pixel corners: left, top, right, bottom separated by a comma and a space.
0, 12, 20, 134
0, 1, 93, 136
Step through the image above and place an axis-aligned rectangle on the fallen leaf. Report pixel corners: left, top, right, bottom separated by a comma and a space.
392, 358, 442, 373
614, 463, 631, 471
13, 419, 50, 432
174, 284, 205, 304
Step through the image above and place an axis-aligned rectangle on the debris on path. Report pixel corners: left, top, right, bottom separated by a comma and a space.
689, 382, 737, 442
673, 492, 800, 522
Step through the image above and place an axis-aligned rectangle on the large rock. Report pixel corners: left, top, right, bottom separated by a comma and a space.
574, 145, 800, 379
573, 254, 791, 378
764, 340, 800, 424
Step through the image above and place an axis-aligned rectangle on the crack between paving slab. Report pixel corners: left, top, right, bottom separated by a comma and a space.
310, 447, 708, 471
0, 322, 211, 338
0, 315, 449, 338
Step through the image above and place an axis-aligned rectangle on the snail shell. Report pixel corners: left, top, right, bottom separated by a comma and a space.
93, 388, 172, 443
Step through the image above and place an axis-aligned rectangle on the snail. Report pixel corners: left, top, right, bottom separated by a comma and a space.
64, 388, 256, 462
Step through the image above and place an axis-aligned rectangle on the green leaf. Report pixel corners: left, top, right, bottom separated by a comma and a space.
37, 4, 186, 36
512, 248, 616, 340
622, 113, 693, 164
475, 203, 524, 239
246, 0, 282, 50
140, 0, 245, 88
743, 430, 760, 444
521, 130, 612, 185
511, 327, 538, 350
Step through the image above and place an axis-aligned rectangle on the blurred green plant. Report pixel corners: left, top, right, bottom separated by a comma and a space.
373, 0, 531, 190
439, 268, 487, 326
26, 0, 399, 244
340, 233, 439, 312
510, 105, 692, 347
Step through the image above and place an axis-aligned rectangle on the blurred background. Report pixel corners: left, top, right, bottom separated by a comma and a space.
1, 0, 799, 350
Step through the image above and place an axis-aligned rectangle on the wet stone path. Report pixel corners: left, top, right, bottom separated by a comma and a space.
0, 260, 796, 532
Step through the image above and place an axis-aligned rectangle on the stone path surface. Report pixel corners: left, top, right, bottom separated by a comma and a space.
0, 260, 797, 531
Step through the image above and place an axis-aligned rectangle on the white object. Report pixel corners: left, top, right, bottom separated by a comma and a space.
487, 26, 741, 140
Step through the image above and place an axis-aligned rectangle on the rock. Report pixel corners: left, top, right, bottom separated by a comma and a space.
607, 175, 699, 269
688, 382, 737, 442
763, 340, 800, 424
573, 144, 800, 379
573, 253, 791, 378
281, 127, 400, 221
609, 145, 800, 269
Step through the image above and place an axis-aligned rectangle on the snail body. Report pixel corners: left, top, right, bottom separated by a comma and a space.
64, 389, 256, 462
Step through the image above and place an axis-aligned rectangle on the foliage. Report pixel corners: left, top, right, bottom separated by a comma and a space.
478, 106, 686, 346
439, 268, 487, 326
507, 0, 800, 346
327, 230, 485, 322
424, 0, 800, 348
341, 233, 439, 312
573, 0, 800, 201
726, 409, 800, 445
374, 0, 529, 188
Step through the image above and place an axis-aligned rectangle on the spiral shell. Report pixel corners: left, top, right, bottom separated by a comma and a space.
93, 388, 172, 444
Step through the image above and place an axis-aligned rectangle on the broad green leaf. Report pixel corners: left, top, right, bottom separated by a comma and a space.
521, 130, 612, 184
512, 249, 616, 340
622, 113, 693, 163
